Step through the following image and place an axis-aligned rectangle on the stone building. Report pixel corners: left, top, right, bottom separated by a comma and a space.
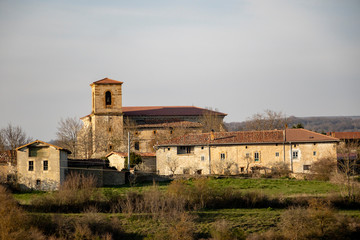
106, 151, 156, 172
16, 140, 70, 190
79, 78, 227, 158
155, 129, 339, 175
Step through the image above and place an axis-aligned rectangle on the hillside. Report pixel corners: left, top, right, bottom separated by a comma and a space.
225, 116, 360, 133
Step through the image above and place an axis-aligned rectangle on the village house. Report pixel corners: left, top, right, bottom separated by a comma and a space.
155, 129, 339, 176
106, 151, 156, 172
16, 140, 70, 190
78, 78, 226, 158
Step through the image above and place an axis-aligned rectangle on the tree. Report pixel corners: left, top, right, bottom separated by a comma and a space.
0, 123, 32, 163
56, 117, 82, 158
245, 109, 288, 131
292, 123, 304, 129
200, 108, 226, 133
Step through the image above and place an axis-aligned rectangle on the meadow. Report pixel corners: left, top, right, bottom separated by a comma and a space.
4, 176, 360, 239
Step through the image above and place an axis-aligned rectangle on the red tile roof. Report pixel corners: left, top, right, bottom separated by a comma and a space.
92, 78, 123, 85
106, 152, 156, 158
157, 129, 339, 147
137, 120, 202, 128
123, 106, 227, 117
327, 132, 360, 140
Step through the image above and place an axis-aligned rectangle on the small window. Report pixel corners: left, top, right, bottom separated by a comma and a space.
168, 147, 170, 151
135, 142, 140, 151
28, 161, 34, 171
220, 153, 226, 160
245, 153, 250, 158
108, 127, 112, 132
292, 151, 298, 159
36, 179, 41, 186
313, 151, 316, 156
240, 167, 244, 173
170, 130, 173, 134
109, 145, 113, 150
303, 165, 311, 171
153, 130, 157, 134
201, 146, 204, 150
254, 152, 259, 161
105, 91, 112, 105
201, 156, 205, 161
43, 160, 48, 171
29, 147, 39, 157
275, 152, 280, 157
293, 144, 297, 147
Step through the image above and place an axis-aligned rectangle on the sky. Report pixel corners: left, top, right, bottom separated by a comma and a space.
0, 0, 359, 142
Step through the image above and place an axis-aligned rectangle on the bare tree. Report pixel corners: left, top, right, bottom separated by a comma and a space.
0, 123, 32, 163
56, 117, 82, 158
245, 109, 287, 131
200, 108, 226, 133
166, 156, 179, 175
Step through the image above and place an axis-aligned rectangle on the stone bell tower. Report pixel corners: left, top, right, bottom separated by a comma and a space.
80, 78, 124, 158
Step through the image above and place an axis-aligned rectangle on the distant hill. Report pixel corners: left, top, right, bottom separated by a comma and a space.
225, 116, 360, 133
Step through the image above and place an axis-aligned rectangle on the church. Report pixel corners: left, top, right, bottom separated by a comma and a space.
78, 78, 227, 158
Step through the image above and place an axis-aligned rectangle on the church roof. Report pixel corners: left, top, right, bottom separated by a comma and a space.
122, 106, 227, 117
91, 78, 123, 85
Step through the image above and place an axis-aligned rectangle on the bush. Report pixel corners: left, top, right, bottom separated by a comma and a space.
310, 157, 337, 181
210, 219, 245, 240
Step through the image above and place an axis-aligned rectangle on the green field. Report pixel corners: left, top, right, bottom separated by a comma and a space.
13, 178, 340, 205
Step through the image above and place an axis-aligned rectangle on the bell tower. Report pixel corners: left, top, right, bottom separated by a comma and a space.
86, 78, 124, 157
91, 78, 123, 114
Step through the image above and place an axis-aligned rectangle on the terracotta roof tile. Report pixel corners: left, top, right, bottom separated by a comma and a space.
327, 132, 360, 140
92, 78, 123, 85
157, 129, 339, 147
16, 140, 72, 154
123, 106, 226, 116
137, 120, 202, 128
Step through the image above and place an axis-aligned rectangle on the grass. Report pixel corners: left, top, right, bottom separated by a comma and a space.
13, 178, 340, 204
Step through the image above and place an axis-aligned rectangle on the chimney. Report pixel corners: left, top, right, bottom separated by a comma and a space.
210, 130, 215, 141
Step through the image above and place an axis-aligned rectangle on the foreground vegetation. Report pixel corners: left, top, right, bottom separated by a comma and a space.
3, 174, 360, 239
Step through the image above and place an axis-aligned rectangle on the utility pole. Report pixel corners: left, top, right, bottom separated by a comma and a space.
127, 131, 130, 170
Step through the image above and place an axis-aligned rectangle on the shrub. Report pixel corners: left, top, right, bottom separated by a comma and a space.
271, 161, 290, 178
210, 219, 245, 240
310, 157, 337, 181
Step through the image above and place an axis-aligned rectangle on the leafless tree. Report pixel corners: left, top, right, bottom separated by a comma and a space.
0, 131, 5, 152
200, 108, 226, 133
245, 109, 288, 131
166, 156, 179, 175
0, 123, 32, 163
56, 117, 82, 158
332, 142, 360, 201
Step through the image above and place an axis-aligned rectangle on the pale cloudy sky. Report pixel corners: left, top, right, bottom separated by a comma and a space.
0, 0, 359, 141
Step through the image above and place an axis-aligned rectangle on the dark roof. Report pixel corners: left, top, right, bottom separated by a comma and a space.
327, 132, 360, 140
157, 129, 339, 147
91, 78, 123, 85
16, 140, 71, 154
136, 120, 203, 128
123, 106, 227, 117
68, 159, 108, 167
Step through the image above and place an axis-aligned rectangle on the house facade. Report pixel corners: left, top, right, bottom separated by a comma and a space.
16, 140, 70, 190
156, 129, 339, 175
79, 78, 227, 158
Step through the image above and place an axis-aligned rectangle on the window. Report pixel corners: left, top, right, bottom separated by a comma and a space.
201, 146, 204, 150
220, 153, 226, 160
201, 156, 205, 161
105, 91, 111, 105
240, 167, 244, 173
135, 142, 140, 151
168, 147, 170, 151
275, 152, 280, 157
108, 127, 112, 132
245, 153, 250, 158
153, 130, 157, 134
28, 161, 34, 171
177, 146, 194, 154
254, 152, 259, 161
36, 179, 41, 186
292, 151, 299, 159
109, 145, 113, 150
313, 151, 316, 156
43, 160, 48, 171
303, 165, 311, 171
29, 147, 39, 157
